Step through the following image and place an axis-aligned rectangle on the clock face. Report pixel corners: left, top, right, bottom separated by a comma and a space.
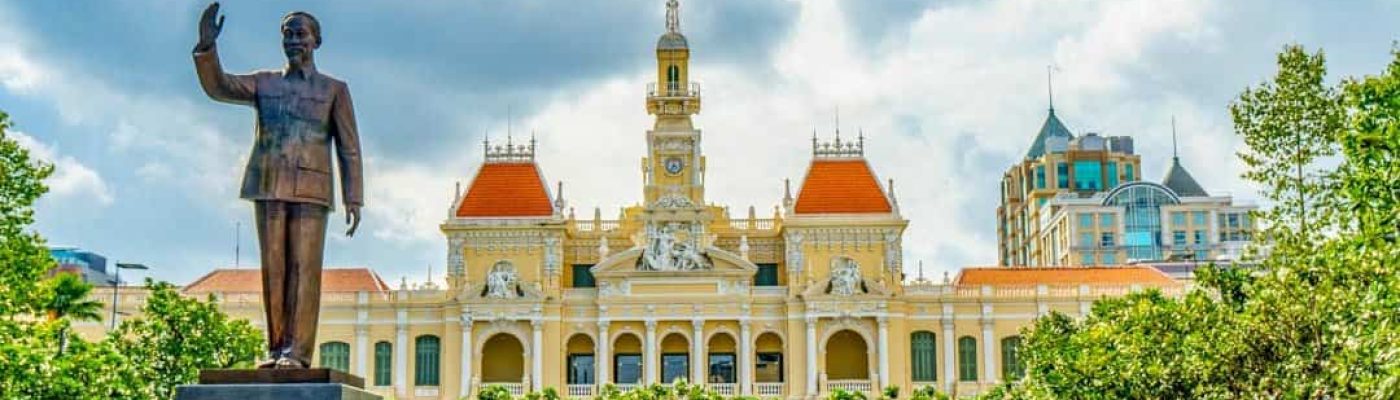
664, 157, 684, 175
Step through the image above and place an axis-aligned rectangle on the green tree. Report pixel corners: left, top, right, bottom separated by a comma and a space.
40, 272, 105, 354
0, 111, 56, 318
981, 45, 1400, 399
1230, 44, 1344, 241
111, 280, 263, 399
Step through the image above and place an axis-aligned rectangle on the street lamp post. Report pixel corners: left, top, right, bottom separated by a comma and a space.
109, 262, 150, 331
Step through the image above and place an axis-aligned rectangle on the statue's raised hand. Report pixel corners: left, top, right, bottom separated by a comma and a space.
195, 2, 224, 52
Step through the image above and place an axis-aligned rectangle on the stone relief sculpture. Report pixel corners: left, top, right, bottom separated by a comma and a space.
485, 261, 519, 299
829, 257, 862, 296
640, 222, 712, 271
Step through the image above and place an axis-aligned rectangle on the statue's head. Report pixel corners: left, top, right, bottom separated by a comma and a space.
281, 11, 321, 63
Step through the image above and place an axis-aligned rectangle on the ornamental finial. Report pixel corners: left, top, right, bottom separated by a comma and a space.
666, 0, 680, 33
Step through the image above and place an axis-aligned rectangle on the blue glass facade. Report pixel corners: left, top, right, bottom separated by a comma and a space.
1073, 161, 1103, 191
1056, 162, 1069, 189
1104, 183, 1180, 261
1106, 162, 1119, 188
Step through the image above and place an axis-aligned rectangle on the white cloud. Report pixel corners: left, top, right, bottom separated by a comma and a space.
508, 0, 1230, 276
10, 130, 114, 205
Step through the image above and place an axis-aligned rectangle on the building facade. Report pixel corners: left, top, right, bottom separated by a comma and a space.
996, 108, 1256, 267
72, 3, 1196, 399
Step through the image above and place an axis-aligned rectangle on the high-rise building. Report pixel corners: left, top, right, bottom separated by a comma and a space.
997, 108, 1256, 267
48, 246, 116, 285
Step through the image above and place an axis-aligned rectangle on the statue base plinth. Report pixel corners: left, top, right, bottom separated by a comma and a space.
175, 369, 380, 400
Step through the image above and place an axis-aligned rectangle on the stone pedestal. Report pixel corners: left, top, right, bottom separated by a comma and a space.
175, 369, 382, 400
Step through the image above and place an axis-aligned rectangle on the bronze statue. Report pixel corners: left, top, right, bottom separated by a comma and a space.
193, 2, 363, 369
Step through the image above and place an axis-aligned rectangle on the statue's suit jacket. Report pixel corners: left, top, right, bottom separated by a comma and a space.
194, 46, 363, 210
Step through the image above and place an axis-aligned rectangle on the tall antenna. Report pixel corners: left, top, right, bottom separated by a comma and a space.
834, 105, 841, 136
507, 105, 514, 140
234, 221, 240, 269
1171, 116, 1179, 160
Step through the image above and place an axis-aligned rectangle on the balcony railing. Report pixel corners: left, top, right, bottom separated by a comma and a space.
754, 382, 785, 398
484, 382, 526, 397
614, 383, 640, 393
647, 82, 700, 98
826, 379, 873, 394
566, 384, 595, 398
572, 219, 621, 232
709, 383, 737, 396
728, 218, 777, 230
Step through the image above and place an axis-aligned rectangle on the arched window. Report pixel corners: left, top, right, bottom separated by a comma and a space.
667, 65, 680, 91
415, 335, 441, 386
319, 341, 350, 372
1103, 182, 1182, 261
910, 331, 936, 382
1001, 336, 1024, 380
957, 336, 977, 382
374, 341, 393, 387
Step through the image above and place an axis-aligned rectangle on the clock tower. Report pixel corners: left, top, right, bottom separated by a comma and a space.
643, 0, 704, 207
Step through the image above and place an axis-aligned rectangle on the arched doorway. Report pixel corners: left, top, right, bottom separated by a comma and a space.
706, 333, 737, 385
613, 333, 644, 385
481, 333, 525, 384
660, 332, 690, 384
824, 330, 869, 380
566, 334, 596, 388
753, 332, 785, 397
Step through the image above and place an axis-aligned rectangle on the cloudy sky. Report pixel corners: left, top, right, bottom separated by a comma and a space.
5, 0, 1397, 285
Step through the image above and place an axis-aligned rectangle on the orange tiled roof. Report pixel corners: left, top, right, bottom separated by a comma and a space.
184, 268, 390, 293
793, 159, 892, 214
455, 162, 553, 217
955, 267, 1177, 286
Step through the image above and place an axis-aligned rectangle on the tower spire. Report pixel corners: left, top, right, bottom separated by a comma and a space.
1046, 64, 1056, 112
1171, 115, 1179, 160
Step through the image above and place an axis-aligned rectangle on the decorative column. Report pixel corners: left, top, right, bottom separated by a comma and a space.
981, 320, 996, 383
597, 321, 611, 385
355, 292, 369, 376
532, 320, 545, 391
395, 309, 409, 397
460, 314, 474, 398
739, 322, 752, 395
805, 316, 818, 396
941, 305, 955, 392
691, 319, 705, 385
645, 320, 658, 385
355, 325, 369, 376
877, 317, 890, 389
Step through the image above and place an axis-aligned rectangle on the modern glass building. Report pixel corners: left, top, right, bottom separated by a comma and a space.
996, 108, 1256, 267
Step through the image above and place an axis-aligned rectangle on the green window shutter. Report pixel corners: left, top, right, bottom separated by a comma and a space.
415, 335, 441, 386
319, 342, 350, 372
1001, 336, 1024, 380
910, 331, 936, 381
374, 341, 393, 386
957, 336, 978, 382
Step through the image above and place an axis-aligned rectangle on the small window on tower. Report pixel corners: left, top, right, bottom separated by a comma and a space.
667, 65, 680, 92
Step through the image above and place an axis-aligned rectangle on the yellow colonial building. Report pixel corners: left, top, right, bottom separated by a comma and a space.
76, 2, 1189, 399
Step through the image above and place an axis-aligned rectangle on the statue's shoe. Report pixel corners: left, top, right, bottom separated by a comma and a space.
274, 357, 308, 369
256, 358, 280, 369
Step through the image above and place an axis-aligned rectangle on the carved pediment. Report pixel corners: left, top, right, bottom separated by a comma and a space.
593, 246, 756, 278
799, 276, 892, 299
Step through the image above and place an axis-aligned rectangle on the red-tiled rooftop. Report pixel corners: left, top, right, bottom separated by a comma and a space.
184, 268, 390, 293
955, 267, 1178, 286
793, 159, 892, 214
455, 162, 554, 217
